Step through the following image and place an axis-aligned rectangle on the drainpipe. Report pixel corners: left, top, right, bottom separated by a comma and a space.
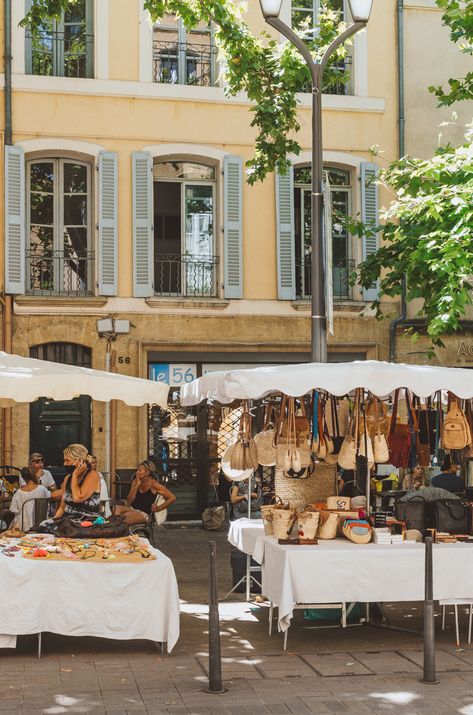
389, 0, 407, 363
4, 0, 12, 146
3, 0, 13, 465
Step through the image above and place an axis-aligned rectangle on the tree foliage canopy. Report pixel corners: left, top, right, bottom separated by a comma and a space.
22, 0, 350, 183
353, 128, 473, 348
429, 0, 473, 106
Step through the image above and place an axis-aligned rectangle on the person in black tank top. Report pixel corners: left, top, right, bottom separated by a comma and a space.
114, 460, 176, 526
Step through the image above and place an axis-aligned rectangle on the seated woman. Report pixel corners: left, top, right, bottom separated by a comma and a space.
45, 444, 101, 528
114, 460, 176, 526
10, 467, 50, 532
231, 474, 262, 520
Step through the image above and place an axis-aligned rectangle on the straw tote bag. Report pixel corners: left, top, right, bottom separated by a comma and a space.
442, 396, 471, 450
338, 402, 357, 470
221, 444, 254, 482
318, 511, 338, 539
371, 396, 389, 463
229, 403, 259, 471
254, 404, 278, 467
276, 397, 312, 477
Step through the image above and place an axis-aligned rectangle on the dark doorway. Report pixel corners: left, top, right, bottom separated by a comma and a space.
29, 343, 92, 485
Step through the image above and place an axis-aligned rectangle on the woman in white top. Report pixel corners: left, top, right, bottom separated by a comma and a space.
10, 467, 49, 532
19, 453, 56, 492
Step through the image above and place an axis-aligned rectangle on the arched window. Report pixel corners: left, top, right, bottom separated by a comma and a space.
153, 160, 217, 297
30, 342, 91, 367
27, 157, 93, 296
25, 0, 94, 78
294, 166, 352, 300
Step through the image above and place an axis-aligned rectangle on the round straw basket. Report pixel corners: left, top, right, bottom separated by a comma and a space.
272, 509, 295, 539
297, 511, 320, 540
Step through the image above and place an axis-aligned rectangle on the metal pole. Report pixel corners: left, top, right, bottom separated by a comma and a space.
266, 17, 366, 365
208, 541, 225, 693
422, 537, 438, 683
311, 70, 326, 363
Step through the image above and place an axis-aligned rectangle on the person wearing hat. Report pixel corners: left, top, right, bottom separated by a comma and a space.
20, 453, 56, 492
114, 460, 176, 526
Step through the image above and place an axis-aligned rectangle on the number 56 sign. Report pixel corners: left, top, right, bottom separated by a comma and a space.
149, 363, 197, 387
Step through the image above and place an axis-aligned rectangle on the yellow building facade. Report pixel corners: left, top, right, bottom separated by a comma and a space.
0, 0, 467, 516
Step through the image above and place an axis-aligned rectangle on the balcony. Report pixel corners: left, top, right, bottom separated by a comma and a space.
27, 250, 94, 297
295, 258, 356, 301
26, 29, 94, 78
154, 254, 219, 298
153, 40, 217, 86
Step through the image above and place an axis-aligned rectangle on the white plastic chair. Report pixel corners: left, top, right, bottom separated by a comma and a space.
440, 600, 473, 646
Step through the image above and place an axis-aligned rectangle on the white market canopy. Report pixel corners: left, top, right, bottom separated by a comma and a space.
181, 360, 473, 405
0, 351, 169, 407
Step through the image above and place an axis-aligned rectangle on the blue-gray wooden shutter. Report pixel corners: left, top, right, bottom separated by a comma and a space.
132, 151, 153, 298
276, 163, 295, 300
5, 145, 25, 295
223, 155, 243, 299
98, 152, 118, 296
360, 161, 379, 302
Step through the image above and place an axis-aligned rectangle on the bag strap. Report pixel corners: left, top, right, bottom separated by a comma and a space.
331, 395, 340, 438
389, 389, 400, 435
312, 391, 319, 441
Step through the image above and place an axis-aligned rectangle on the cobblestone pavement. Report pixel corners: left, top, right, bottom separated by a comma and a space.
2, 526, 473, 714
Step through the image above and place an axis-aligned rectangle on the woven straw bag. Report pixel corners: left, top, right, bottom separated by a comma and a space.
230, 406, 259, 470
221, 444, 254, 481
373, 430, 389, 463
338, 412, 357, 470
272, 509, 296, 539
442, 400, 472, 450
254, 404, 278, 467
318, 511, 338, 539
297, 511, 320, 540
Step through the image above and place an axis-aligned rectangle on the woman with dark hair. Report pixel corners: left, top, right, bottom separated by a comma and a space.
10, 467, 50, 532
114, 460, 176, 526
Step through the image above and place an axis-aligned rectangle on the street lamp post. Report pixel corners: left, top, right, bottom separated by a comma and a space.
259, 0, 373, 363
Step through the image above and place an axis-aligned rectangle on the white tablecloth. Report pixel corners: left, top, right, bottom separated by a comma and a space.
228, 519, 266, 564
0, 546, 180, 652
229, 519, 473, 632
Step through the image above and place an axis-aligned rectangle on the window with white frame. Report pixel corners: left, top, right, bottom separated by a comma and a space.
25, 0, 94, 78
294, 166, 352, 300
153, 15, 217, 86
153, 161, 217, 297
291, 0, 351, 94
27, 158, 93, 295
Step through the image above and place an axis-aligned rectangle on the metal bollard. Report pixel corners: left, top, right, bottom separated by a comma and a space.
422, 536, 438, 684
207, 541, 226, 693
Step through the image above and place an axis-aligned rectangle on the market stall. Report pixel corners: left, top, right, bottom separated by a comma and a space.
0, 351, 179, 654
182, 359, 473, 645
0, 533, 179, 652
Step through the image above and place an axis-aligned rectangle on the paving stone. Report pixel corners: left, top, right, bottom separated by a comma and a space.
301, 653, 371, 677
352, 652, 422, 675
401, 649, 472, 672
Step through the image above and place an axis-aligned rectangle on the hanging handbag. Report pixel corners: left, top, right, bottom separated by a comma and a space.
355, 391, 368, 495
338, 399, 357, 470
366, 396, 389, 438
442, 396, 472, 450
325, 395, 343, 465
230, 403, 259, 471
276, 397, 312, 478
254, 403, 277, 467
388, 389, 411, 468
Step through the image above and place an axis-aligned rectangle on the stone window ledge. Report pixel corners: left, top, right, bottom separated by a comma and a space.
291, 300, 367, 313
15, 296, 108, 308
145, 297, 229, 310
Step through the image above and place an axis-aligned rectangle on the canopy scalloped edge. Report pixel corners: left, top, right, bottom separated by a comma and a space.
180, 360, 473, 405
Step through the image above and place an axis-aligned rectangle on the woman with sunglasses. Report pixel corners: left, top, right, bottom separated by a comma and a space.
19, 453, 56, 493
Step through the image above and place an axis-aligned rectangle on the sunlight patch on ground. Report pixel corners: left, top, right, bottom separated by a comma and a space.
43, 694, 101, 713
459, 705, 473, 715
369, 691, 421, 705
180, 601, 261, 622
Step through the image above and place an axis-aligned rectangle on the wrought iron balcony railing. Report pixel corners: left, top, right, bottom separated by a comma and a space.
153, 40, 217, 86
154, 254, 219, 298
26, 29, 94, 78
27, 250, 94, 297
295, 258, 356, 301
